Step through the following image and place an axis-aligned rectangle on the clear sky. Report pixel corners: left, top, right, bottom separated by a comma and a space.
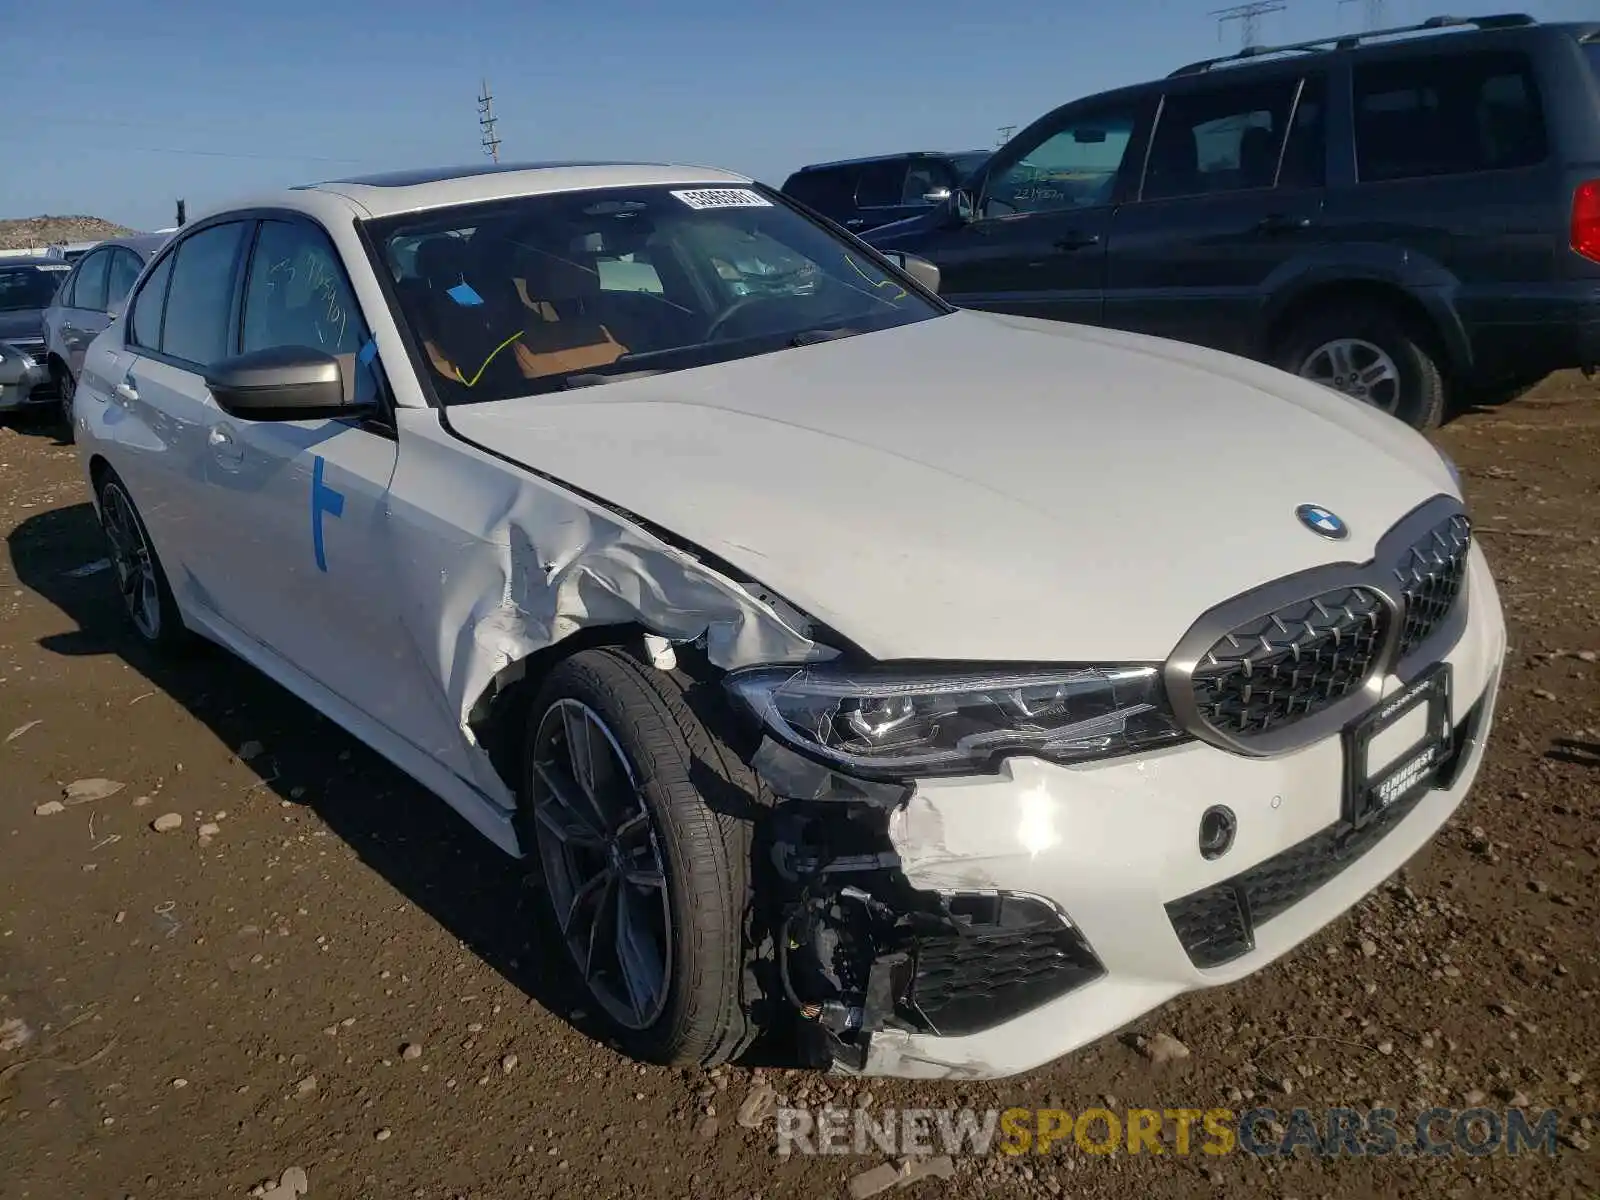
5, 0, 1593, 231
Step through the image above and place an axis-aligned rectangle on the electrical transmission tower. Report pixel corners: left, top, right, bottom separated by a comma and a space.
1210, 1, 1287, 48
1338, 0, 1386, 30
997, 125, 1017, 146
477, 79, 501, 162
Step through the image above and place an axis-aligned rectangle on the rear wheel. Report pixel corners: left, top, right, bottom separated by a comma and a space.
1276, 303, 1447, 431
94, 468, 189, 652
54, 363, 76, 440
522, 647, 760, 1066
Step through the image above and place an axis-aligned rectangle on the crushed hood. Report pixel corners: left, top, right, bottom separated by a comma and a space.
444, 311, 1459, 664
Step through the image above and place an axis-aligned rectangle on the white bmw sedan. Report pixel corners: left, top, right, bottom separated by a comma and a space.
72, 162, 1506, 1080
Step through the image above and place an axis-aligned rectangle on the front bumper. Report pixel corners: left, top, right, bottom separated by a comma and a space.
839, 545, 1505, 1079
0, 354, 50, 412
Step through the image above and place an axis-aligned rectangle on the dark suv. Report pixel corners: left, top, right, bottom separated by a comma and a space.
781, 150, 990, 234
866, 14, 1600, 429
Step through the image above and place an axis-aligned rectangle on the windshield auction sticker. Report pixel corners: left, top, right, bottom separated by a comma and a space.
670, 188, 773, 210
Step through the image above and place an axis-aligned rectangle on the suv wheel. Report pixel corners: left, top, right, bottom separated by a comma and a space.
522, 647, 760, 1067
1276, 304, 1446, 430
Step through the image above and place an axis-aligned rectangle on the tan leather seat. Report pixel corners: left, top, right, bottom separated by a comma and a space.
510, 250, 628, 378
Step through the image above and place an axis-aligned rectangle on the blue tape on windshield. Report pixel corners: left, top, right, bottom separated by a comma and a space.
357, 338, 377, 365
447, 282, 483, 307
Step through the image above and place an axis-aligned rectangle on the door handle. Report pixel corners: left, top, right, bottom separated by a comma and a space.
1256, 213, 1313, 234
208, 423, 245, 468
114, 376, 138, 403
1053, 232, 1102, 252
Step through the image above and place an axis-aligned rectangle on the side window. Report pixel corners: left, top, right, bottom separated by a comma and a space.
1278, 77, 1328, 190
240, 219, 376, 403
854, 160, 909, 209
107, 250, 144, 311
72, 250, 112, 312
901, 159, 954, 205
162, 222, 249, 366
982, 108, 1138, 218
1353, 51, 1547, 183
785, 168, 855, 214
1143, 78, 1299, 202
127, 252, 174, 350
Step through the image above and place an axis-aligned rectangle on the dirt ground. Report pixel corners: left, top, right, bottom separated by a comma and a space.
2, 375, 1597, 1200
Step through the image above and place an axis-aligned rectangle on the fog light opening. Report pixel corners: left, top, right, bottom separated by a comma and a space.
1198, 805, 1237, 861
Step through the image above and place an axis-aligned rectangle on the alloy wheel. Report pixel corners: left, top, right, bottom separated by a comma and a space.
1298, 337, 1401, 413
530, 699, 672, 1030
58, 368, 76, 429
99, 482, 162, 640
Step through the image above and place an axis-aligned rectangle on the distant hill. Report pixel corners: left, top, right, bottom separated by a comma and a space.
0, 215, 137, 251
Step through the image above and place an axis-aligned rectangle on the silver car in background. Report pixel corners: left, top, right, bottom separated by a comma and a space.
0, 257, 73, 418
41, 234, 168, 432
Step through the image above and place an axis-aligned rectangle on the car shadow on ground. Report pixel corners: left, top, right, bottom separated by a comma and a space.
6, 501, 627, 1054
0, 408, 73, 447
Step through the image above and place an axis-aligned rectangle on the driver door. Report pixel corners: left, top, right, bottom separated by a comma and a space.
915, 98, 1152, 327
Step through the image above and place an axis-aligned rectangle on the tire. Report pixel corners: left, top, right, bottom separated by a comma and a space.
94, 467, 191, 652
53, 362, 76, 442
521, 647, 761, 1067
1275, 303, 1447, 431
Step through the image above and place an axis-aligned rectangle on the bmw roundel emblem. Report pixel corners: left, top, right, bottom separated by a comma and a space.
1296, 504, 1348, 540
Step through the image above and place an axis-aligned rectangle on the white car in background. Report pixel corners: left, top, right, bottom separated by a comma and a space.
71, 161, 1505, 1079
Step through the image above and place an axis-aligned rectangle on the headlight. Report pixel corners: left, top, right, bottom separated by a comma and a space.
0, 342, 34, 370
725, 664, 1188, 779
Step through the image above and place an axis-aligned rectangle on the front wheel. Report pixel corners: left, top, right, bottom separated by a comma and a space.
521, 647, 761, 1066
1275, 304, 1447, 431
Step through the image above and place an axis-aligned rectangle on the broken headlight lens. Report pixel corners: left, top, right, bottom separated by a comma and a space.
725, 664, 1188, 779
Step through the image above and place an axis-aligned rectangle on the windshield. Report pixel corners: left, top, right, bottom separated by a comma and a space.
368, 183, 944, 403
0, 265, 66, 312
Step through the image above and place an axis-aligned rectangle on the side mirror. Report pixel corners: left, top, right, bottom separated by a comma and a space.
205, 346, 363, 421
880, 252, 941, 296
947, 188, 976, 226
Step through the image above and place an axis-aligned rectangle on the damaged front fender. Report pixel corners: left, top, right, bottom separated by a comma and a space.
380, 410, 837, 821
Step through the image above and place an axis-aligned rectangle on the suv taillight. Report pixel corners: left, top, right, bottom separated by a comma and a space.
1574, 180, 1600, 263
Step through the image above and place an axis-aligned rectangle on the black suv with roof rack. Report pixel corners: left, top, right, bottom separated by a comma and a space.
781, 150, 991, 235
865, 14, 1600, 429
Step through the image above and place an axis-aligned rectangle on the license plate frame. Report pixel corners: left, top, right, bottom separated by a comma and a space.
1343, 663, 1453, 831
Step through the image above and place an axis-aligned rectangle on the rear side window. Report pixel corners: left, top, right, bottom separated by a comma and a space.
1144, 78, 1300, 201
784, 168, 856, 214
107, 250, 143, 310
1353, 51, 1548, 182
128, 253, 173, 349
161, 221, 249, 367
854, 159, 908, 208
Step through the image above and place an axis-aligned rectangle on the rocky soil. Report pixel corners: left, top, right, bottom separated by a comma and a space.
1, 374, 1597, 1199
0, 215, 137, 251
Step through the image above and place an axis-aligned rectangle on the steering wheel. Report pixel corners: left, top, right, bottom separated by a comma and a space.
703, 292, 790, 341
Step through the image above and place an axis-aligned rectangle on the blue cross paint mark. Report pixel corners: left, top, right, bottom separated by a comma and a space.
356, 337, 378, 366
311, 455, 346, 572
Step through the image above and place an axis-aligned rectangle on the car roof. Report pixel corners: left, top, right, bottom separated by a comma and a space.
189, 161, 758, 225
67, 234, 170, 257
791, 150, 990, 174
0, 256, 71, 269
